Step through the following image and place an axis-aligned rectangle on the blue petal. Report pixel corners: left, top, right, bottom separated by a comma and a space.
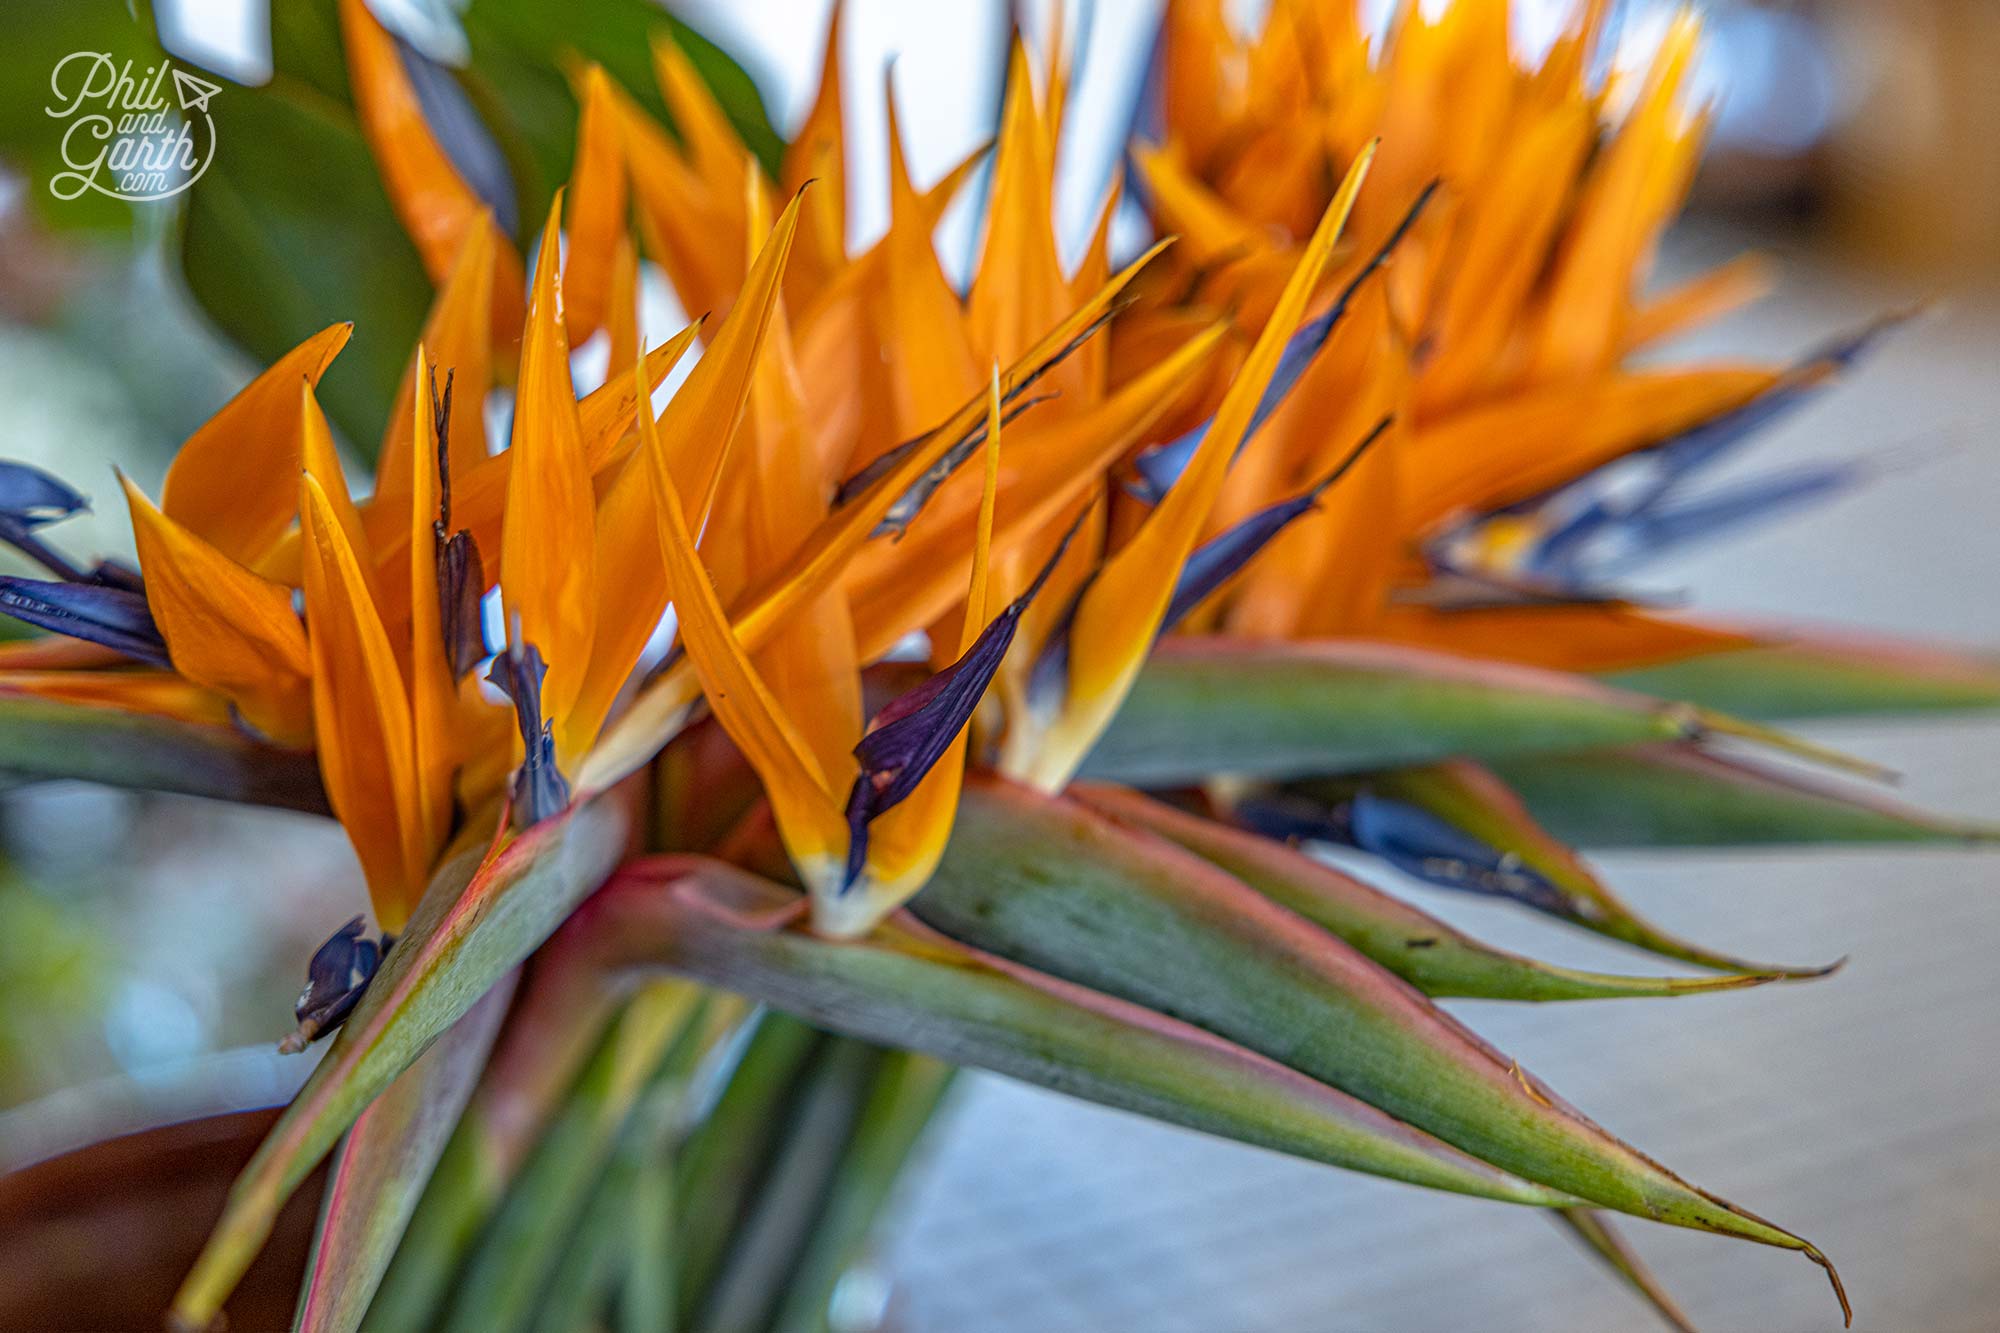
486, 639, 570, 826
841, 511, 1085, 887
1129, 182, 1438, 503
0, 576, 168, 665
1160, 417, 1390, 633
0, 460, 87, 529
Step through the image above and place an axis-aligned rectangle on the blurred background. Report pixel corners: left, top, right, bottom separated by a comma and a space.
1, 0, 1997, 1328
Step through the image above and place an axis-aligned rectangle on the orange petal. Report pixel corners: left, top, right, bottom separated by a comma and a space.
374, 214, 497, 516
161, 323, 350, 564
337, 0, 525, 343
966, 40, 1071, 370
1530, 12, 1704, 380
780, 0, 848, 283
122, 474, 313, 746
0, 668, 234, 728
1401, 366, 1781, 529
403, 348, 459, 858
300, 472, 426, 931
876, 69, 984, 441
845, 321, 1228, 662
501, 193, 597, 742
604, 234, 641, 381
299, 382, 374, 578
579, 239, 1175, 794
617, 85, 741, 326
659, 188, 803, 529
580, 318, 703, 470
821, 372, 1008, 937
640, 374, 848, 888
1018, 147, 1375, 791
1626, 252, 1776, 351
564, 65, 630, 344
1373, 602, 1760, 676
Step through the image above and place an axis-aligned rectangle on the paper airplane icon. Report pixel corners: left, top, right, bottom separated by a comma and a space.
171, 67, 222, 114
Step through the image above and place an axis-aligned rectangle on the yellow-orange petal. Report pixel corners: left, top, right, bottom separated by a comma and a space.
501, 192, 597, 741
121, 474, 313, 746
966, 40, 1070, 370
403, 348, 459, 857
820, 374, 1007, 939
640, 376, 848, 888
300, 472, 426, 931
579, 239, 1175, 794
564, 65, 629, 344
374, 214, 498, 514
161, 322, 351, 565
1017, 145, 1376, 792
0, 668, 235, 728
658, 189, 803, 529
337, 0, 526, 344
299, 381, 374, 578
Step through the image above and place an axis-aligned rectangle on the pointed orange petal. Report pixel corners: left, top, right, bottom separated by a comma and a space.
1402, 365, 1781, 528
1021, 147, 1375, 790
650, 32, 754, 182
300, 381, 374, 575
1531, 12, 1703, 380
877, 69, 984, 438
845, 321, 1227, 663
617, 85, 741, 325
0, 669, 234, 727
966, 40, 1070, 367
162, 323, 350, 564
374, 215, 497, 512
579, 239, 1174, 793
659, 189, 803, 529
501, 193, 597, 740
735, 181, 863, 790
403, 349, 459, 856
821, 372, 1007, 937
1626, 252, 1775, 350
604, 234, 641, 381
564, 65, 630, 344
122, 474, 313, 746
337, 0, 525, 342
640, 377, 848, 886
580, 317, 703, 469
781, 0, 848, 279
301, 472, 426, 931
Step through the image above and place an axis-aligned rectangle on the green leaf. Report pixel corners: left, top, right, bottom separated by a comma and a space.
4, 0, 161, 234
576, 856, 1574, 1211
171, 793, 632, 1330
1295, 760, 1841, 977
1085, 638, 1710, 785
1554, 1210, 1698, 1333
294, 974, 517, 1333
460, 0, 785, 210
769, 1050, 955, 1333
526, 1059, 682, 1333
909, 777, 1845, 1314
672, 1010, 825, 1322
694, 1036, 890, 1333
365, 950, 625, 1333
438, 981, 707, 1333
1488, 742, 2000, 848
1070, 781, 1791, 999
179, 74, 430, 450
1604, 634, 2000, 721
0, 689, 325, 812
